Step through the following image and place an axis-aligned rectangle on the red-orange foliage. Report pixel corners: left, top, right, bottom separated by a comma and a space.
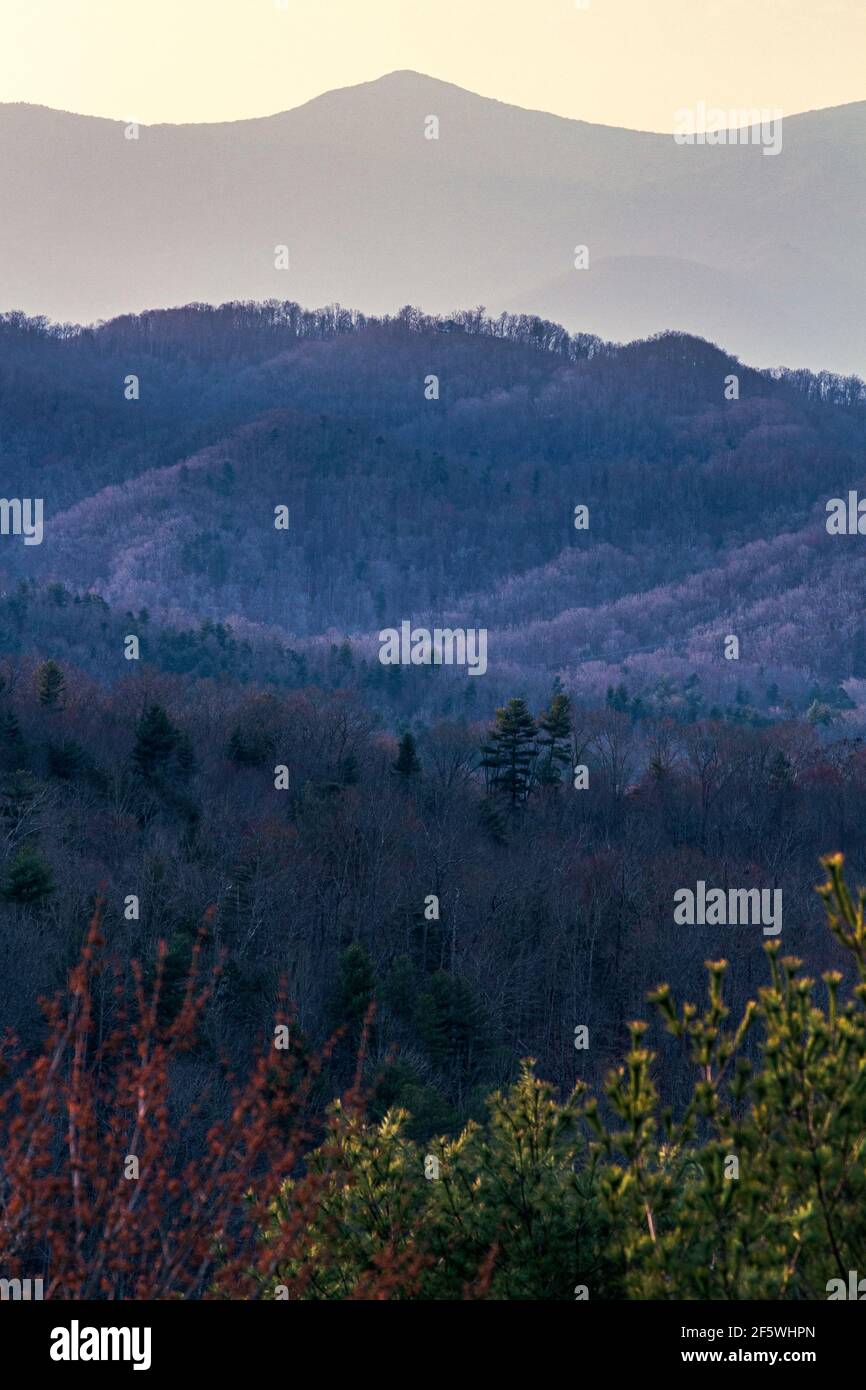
0, 901, 341, 1300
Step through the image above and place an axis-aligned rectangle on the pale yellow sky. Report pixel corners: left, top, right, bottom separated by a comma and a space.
0, 0, 862, 130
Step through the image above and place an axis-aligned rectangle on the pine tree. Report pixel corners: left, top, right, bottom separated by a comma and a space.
1, 845, 55, 905
47, 739, 85, 780
414, 970, 486, 1080
227, 722, 271, 767
156, 931, 194, 1026
479, 796, 507, 845
334, 943, 375, 1032
132, 704, 178, 778
537, 692, 572, 788
35, 660, 65, 709
684, 672, 703, 721
0, 706, 26, 773
606, 683, 630, 713
393, 731, 421, 779
383, 954, 417, 1021
481, 698, 537, 807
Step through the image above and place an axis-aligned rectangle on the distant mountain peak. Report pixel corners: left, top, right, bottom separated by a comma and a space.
0, 83, 862, 373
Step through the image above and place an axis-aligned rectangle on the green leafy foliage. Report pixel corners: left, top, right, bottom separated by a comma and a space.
259, 854, 866, 1299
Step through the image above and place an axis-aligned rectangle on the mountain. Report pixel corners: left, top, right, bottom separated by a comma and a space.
2, 303, 866, 721
1, 73, 864, 373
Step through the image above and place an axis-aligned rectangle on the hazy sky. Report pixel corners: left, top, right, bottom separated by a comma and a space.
1, 0, 863, 130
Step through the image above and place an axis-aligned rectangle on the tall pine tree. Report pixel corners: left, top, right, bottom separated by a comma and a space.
481, 698, 537, 807
35, 660, 65, 709
537, 692, 572, 788
132, 704, 178, 778
393, 731, 421, 779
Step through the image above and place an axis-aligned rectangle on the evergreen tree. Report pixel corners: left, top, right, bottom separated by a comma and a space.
537, 692, 572, 788
132, 704, 178, 777
47, 739, 85, 780
383, 954, 417, 1022
414, 970, 486, 1081
0, 706, 26, 773
1, 845, 55, 905
478, 797, 507, 845
155, 931, 195, 1026
392, 731, 421, 779
35, 660, 65, 709
334, 943, 375, 1034
606, 683, 630, 713
227, 721, 272, 767
481, 698, 537, 806
684, 672, 703, 721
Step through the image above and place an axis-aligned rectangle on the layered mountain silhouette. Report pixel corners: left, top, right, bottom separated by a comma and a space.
1, 71, 864, 373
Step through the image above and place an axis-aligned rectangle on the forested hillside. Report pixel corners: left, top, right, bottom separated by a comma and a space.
1, 649, 866, 1132
2, 303, 866, 719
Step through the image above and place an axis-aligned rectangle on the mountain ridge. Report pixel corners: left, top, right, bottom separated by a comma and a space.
1, 72, 864, 370
2, 303, 866, 717
3, 70, 864, 132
